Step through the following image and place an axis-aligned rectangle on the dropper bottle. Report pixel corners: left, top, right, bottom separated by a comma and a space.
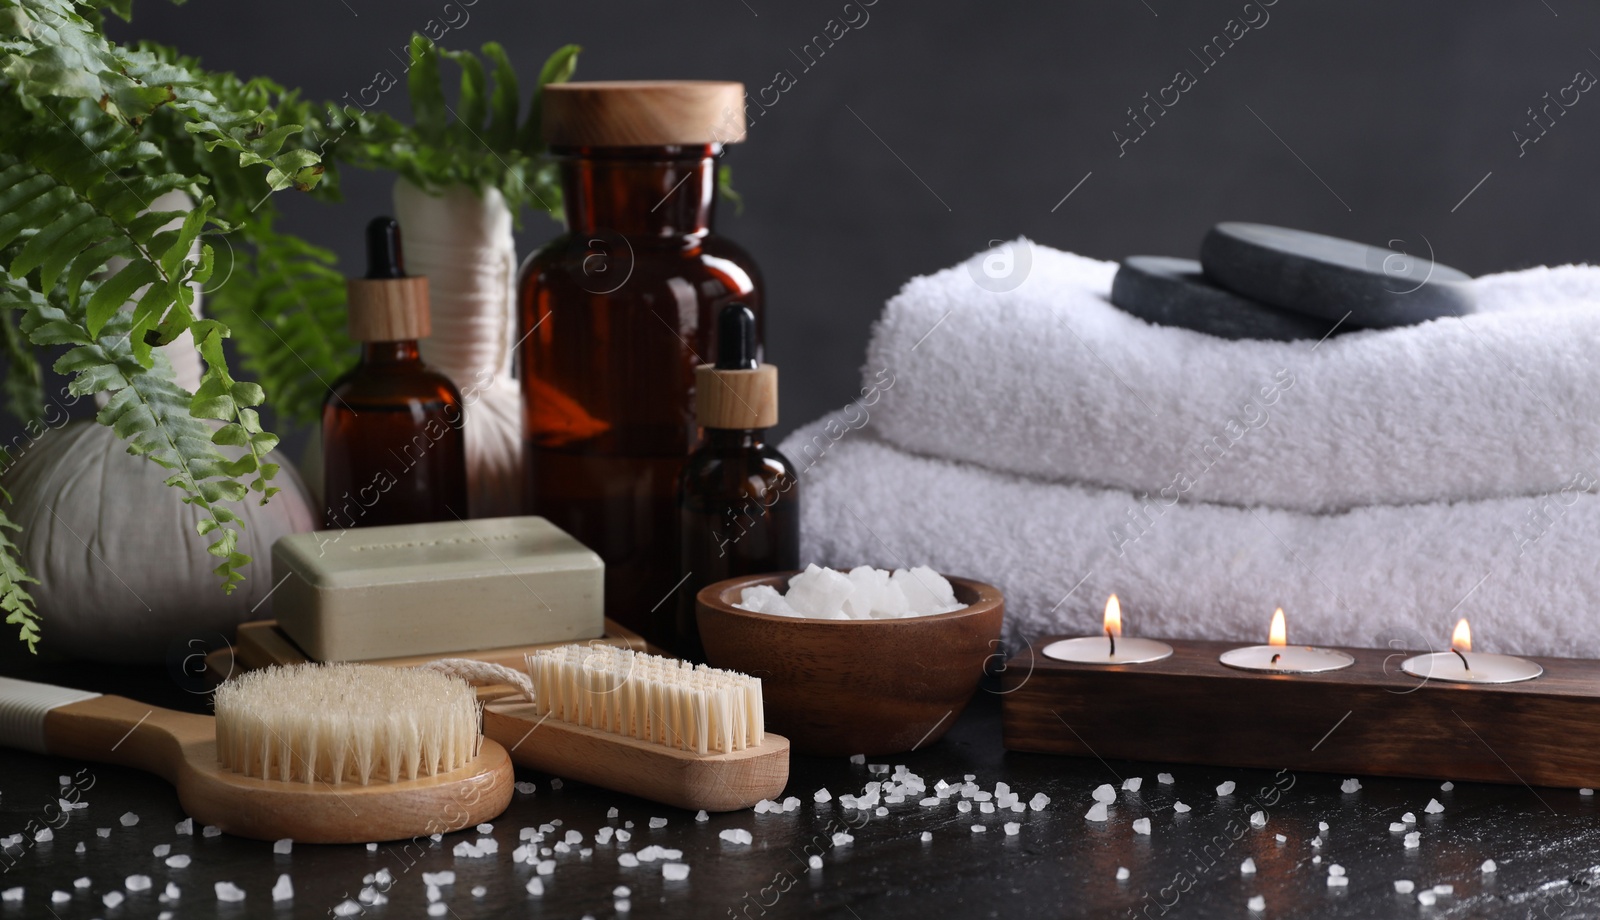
676, 303, 800, 659
321, 217, 469, 530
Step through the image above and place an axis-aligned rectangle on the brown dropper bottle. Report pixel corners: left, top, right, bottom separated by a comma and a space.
322, 217, 469, 530
676, 304, 799, 660
517, 81, 764, 645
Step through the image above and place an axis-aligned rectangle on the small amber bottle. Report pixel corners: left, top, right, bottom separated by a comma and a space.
676, 304, 799, 659
322, 218, 469, 530
518, 81, 765, 645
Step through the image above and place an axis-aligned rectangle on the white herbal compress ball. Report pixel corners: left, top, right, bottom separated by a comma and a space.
2, 422, 316, 662
394, 179, 524, 517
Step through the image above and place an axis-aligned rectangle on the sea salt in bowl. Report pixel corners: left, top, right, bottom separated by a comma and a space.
696, 570, 1004, 756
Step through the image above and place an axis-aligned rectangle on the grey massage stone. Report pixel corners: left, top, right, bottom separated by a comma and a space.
1200, 222, 1476, 327
1110, 256, 1344, 341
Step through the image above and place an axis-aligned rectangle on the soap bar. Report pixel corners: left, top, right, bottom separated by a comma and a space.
1200, 222, 1476, 327
272, 516, 604, 662
1110, 256, 1342, 341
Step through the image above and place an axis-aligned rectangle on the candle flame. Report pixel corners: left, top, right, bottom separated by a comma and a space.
1451, 618, 1472, 653
1268, 608, 1287, 647
1104, 594, 1123, 638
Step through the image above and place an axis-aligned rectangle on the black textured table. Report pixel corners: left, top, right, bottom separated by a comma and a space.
2, 657, 1598, 919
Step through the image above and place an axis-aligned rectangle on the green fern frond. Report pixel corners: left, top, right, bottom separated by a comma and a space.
0, 299, 42, 420
0, 498, 40, 654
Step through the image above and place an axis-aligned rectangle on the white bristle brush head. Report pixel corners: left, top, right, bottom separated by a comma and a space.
213, 664, 480, 786
523, 645, 764, 756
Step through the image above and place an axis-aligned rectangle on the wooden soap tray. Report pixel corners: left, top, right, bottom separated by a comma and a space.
206, 618, 647, 696
1002, 637, 1600, 788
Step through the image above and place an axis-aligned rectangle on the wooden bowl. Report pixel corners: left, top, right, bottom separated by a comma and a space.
696, 572, 1004, 757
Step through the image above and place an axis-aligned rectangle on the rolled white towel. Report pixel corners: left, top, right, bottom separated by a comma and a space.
782, 417, 1600, 659
865, 239, 1600, 514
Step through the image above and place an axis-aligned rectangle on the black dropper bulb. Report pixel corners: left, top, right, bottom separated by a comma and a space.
714, 303, 758, 371
364, 216, 407, 280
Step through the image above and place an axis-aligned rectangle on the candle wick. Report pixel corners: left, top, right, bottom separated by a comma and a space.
1452, 648, 1470, 671
1270, 653, 1282, 667
1106, 627, 1116, 658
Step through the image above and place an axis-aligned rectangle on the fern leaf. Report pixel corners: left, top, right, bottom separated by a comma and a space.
0, 498, 40, 654
0, 301, 42, 421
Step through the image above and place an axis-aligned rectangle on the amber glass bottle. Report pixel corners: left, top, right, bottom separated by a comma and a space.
676, 304, 799, 660
518, 81, 763, 645
323, 218, 469, 530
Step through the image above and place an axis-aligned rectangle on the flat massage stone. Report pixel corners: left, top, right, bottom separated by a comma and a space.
1200, 222, 1476, 327
1110, 256, 1345, 341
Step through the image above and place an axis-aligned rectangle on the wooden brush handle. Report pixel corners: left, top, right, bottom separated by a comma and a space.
0, 676, 209, 784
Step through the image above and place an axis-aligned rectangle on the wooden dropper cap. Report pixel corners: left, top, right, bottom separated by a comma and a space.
346, 217, 431, 342
696, 304, 777, 430
543, 81, 747, 147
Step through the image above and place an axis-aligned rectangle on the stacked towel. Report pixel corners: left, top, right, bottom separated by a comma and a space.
783, 241, 1600, 658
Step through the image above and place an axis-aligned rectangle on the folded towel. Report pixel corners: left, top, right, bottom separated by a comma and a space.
865, 240, 1600, 513
781, 419, 1600, 659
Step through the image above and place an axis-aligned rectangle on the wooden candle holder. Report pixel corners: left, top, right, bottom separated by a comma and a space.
1002, 637, 1600, 788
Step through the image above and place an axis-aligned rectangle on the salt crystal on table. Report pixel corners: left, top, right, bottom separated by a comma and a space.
472, 886, 487, 898
1341, 778, 1361, 793
551, 779, 564, 790
58, 774, 70, 786
1240, 858, 1256, 875
104, 891, 125, 908
33, 828, 51, 843
334, 900, 362, 916
616, 830, 632, 843
1441, 782, 1454, 791
554, 842, 570, 854
1329, 865, 1345, 877
1275, 834, 1285, 843
919, 797, 940, 807
718, 829, 747, 845
850, 754, 866, 764
452, 841, 481, 858
428, 903, 448, 916
833, 832, 854, 846
1116, 867, 1130, 880
607, 807, 619, 819
1402, 812, 1416, 824
1482, 859, 1498, 873
1249, 811, 1266, 828
121, 812, 139, 827
1174, 801, 1191, 814
1312, 855, 1322, 864
515, 781, 536, 794
876, 806, 890, 817
526, 878, 544, 896
366, 843, 378, 852
1217, 781, 1236, 796
215, 882, 246, 902
783, 796, 801, 812
175, 818, 192, 835
203, 825, 221, 837
273, 838, 293, 855
1158, 773, 1175, 784
663, 863, 690, 881
970, 824, 986, 834
596, 828, 614, 845
868, 764, 890, 775
422, 871, 455, 886
1004, 822, 1020, 836
426, 885, 441, 902
1311, 836, 1322, 848
978, 803, 994, 814
1433, 884, 1453, 895
1318, 821, 1329, 831
1424, 799, 1444, 814
1582, 788, 1595, 796
1132, 818, 1151, 835
0, 888, 18, 903
958, 801, 972, 813
1122, 778, 1143, 792
537, 859, 556, 875
615, 899, 632, 913
1085, 803, 1109, 822
919, 832, 932, 842
95, 828, 111, 838
126, 874, 152, 891
74, 878, 90, 889
565, 830, 583, 845
272, 874, 293, 902
165, 882, 181, 900
74, 842, 83, 853
51, 891, 68, 904
1247, 895, 1265, 912
1404, 832, 1421, 848
153, 844, 170, 857
1328, 876, 1349, 888
1417, 891, 1437, 906
475, 823, 493, 834
1093, 784, 1117, 803
810, 855, 824, 869
1029, 793, 1051, 811
813, 788, 833, 804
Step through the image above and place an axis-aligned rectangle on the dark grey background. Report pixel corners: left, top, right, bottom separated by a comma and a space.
15, 0, 1600, 444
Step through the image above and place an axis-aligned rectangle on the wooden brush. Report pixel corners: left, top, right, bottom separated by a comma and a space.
0, 665, 512, 843
450, 645, 789, 812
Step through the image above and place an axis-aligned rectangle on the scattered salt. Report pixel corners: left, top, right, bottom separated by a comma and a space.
120, 812, 139, 827
1329, 864, 1345, 877
1173, 801, 1191, 814
126, 874, 152, 892
1403, 812, 1416, 824
1424, 798, 1444, 814
1582, 788, 1595, 797
1390, 822, 1406, 832
1241, 858, 1256, 875
1249, 811, 1266, 828
649, 817, 668, 829
515, 781, 536, 794
51, 891, 68, 904
1275, 834, 1286, 843
273, 874, 293, 902
153, 844, 170, 857
1092, 784, 1117, 803
366, 843, 378, 852
203, 825, 221, 837
1318, 821, 1329, 832
663, 863, 690, 881
1340, 778, 1362, 794
74, 878, 90, 889
1217, 781, 1236, 796
166, 854, 191, 869
471, 885, 486, 898
550, 779, 563, 789
97, 828, 110, 838
832, 832, 854, 846
273, 838, 293, 855
1247, 895, 1265, 912
422, 871, 455, 886
1327, 875, 1349, 888
719, 829, 753, 845
104, 891, 125, 908
1404, 831, 1421, 849
525, 878, 544, 896
1482, 859, 1498, 873
476, 823, 493, 834
810, 855, 824, 869
74, 842, 83, 853
1158, 773, 1175, 784
1394, 880, 1415, 894
1441, 781, 1455, 791
428, 904, 448, 916
958, 801, 972, 813
1132, 818, 1151, 835
1116, 867, 1130, 880
334, 900, 362, 916
1029, 793, 1051, 811
970, 824, 986, 834
695, 810, 710, 823
0, 888, 19, 903
1122, 777, 1143, 792
919, 831, 932, 842
565, 830, 583, 845
1085, 802, 1109, 822
850, 754, 866, 764
33, 828, 51, 843
1417, 891, 1437, 907
215, 881, 246, 902
1311, 836, 1322, 847
1433, 884, 1453, 895
1003, 822, 1020, 836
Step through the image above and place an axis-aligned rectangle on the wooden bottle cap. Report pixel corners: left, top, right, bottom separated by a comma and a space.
346, 276, 431, 342
696, 364, 778, 430
543, 81, 747, 147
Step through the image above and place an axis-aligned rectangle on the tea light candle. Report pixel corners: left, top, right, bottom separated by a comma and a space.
1400, 618, 1542, 684
1041, 595, 1173, 664
1218, 608, 1355, 674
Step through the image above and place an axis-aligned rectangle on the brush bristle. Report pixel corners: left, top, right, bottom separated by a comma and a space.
213, 664, 480, 785
524, 646, 764, 755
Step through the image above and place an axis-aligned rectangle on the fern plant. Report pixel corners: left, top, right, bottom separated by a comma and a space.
0, 0, 321, 649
